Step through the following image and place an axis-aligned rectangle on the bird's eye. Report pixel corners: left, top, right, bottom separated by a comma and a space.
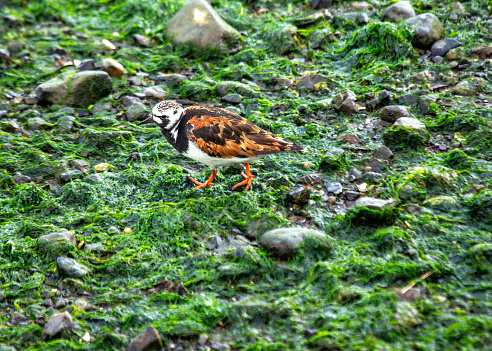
173, 110, 178, 115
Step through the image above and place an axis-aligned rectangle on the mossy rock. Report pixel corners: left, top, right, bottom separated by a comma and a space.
467, 191, 492, 224
443, 149, 474, 170
382, 125, 430, 150
345, 205, 399, 226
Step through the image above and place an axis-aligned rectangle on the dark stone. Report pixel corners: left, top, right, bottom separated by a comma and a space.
397, 92, 419, 106
289, 184, 311, 204
311, 0, 332, 9
379, 105, 412, 123
430, 38, 461, 57
346, 191, 360, 201
406, 13, 444, 50
221, 94, 242, 104
75, 59, 95, 71
12, 174, 31, 184
324, 178, 343, 195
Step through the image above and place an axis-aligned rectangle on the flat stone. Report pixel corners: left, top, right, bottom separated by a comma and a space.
406, 13, 444, 50
128, 76, 143, 86
143, 87, 166, 99
394, 117, 426, 130
3, 120, 19, 132
60, 169, 83, 182
383, 1, 415, 23
221, 94, 242, 104
324, 177, 343, 195
76, 59, 95, 71
354, 197, 397, 210
155, 73, 188, 85
379, 105, 412, 123
431, 38, 461, 57
12, 174, 31, 184
27, 117, 47, 130
125, 325, 163, 351
346, 191, 360, 201
166, 0, 240, 51
57, 257, 90, 278
38, 231, 76, 249
363, 172, 384, 184
122, 96, 142, 107
260, 228, 330, 258
216, 81, 261, 98
68, 159, 90, 172
419, 94, 439, 114
397, 92, 419, 106
42, 312, 74, 340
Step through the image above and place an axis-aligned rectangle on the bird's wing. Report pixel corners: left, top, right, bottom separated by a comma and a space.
185, 106, 303, 159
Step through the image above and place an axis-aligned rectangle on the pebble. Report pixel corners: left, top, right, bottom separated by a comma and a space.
124, 227, 132, 234
346, 191, 360, 201
405, 13, 444, 50
431, 38, 461, 57
144, 87, 166, 99
57, 257, 90, 278
102, 58, 124, 77
95, 163, 110, 172
76, 59, 95, 71
126, 102, 148, 122
379, 105, 412, 123
42, 311, 74, 340
324, 178, 343, 195
419, 94, 439, 114
38, 231, 76, 249
132, 34, 150, 47
208, 235, 224, 250
108, 226, 120, 234
12, 174, 31, 184
128, 76, 143, 86
383, 1, 415, 23
340, 97, 359, 114
327, 196, 337, 205
3, 120, 19, 132
125, 325, 163, 351
354, 197, 396, 211
60, 169, 83, 183
376, 145, 393, 159
55, 299, 68, 309
363, 171, 384, 184
397, 288, 421, 302
221, 94, 242, 104
122, 96, 142, 106
260, 228, 330, 258
198, 334, 209, 346
27, 117, 47, 130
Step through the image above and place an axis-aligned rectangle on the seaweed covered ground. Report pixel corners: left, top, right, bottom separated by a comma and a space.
1, 0, 492, 350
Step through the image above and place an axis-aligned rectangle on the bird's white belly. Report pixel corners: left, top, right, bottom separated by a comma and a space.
183, 142, 261, 169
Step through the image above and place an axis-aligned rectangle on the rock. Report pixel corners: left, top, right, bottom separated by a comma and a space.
12, 174, 31, 184
324, 177, 343, 195
208, 235, 223, 250
27, 117, 48, 130
23, 95, 38, 105
143, 87, 166, 99
354, 197, 396, 211
68, 159, 90, 173
383, 1, 415, 23
108, 226, 121, 234
379, 105, 412, 123
76, 59, 95, 71
3, 120, 19, 132
42, 312, 74, 340
260, 228, 330, 258
95, 163, 110, 173
346, 191, 360, 201
430, 38, 461, 57
298, 74, 329, 91
406, 13, 444, 50
57, 115, 76, 132
128, 76, 143, 86
38, 231, 76, 249
397, 92, 419, 106
55, 298, 68, 309
337, 133, 361, 146
451, 78, 484, 96
166, 0, 240, 51
363, 172, 384, 184
125, 325, 163, 351
397, 288, 421, 302
221, 94, 242, 104
424, 195, 459, 211
57, 257, 90, 278
378, 90, 395, 106
311, 0, 332, 9
340, 98, 359, 114
102, 58, 124, 77
358, 12, 370, 25
126, 102, 149, 122
122, 96, 142, 107
246, 213, 282, 239
382, 117, 430, 149
132, 34, 150, 47
198, 334, 208, 346
450, 2, 465, 15
376, 145, 393, 159
418, 94, 439, 114
216, 81, 261, 98
155, 73, 188, 85
289, 184, 311, 204
432, 54, 444, 63
60, 170, 83, 183
85, 174, 103, 184
410, 70, 433, 84
352, 2, 371, 11
36, 71, 112, 108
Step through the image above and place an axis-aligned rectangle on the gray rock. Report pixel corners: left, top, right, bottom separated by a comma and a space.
450, 2, 465, 15
358, 12, 370, 25
418, 94, 439, 114
166, 0, 240, 51
208, 235, 224, 250
126, 102, 149, 122
363, 172, 384, 184
155, 73, 188, 85
57, 115, 76, 132
27, 117, 48, 130
289, 184, 311, 204
60, 169, 83, 183
36, 71, 112, 108
55, 298, 68, 309
143, 87, 166, 99
57, 257, 90, 278
354, 197, 397, 210
311, 0, 332, 9
246, 213, 281, 239
3, 120, 19, 132
260, 228, 330, 258
432, 55, 443, 64
394, 117, 426, 130
216, 81, 261, 98
38, 231, 76, 249
397, 92, 419, 106
379, 105, 412, 123
324, 178, 343, 195
431, 38, 461, 57
298, 74, 329, 91
451, 78, 484, 97
406, 13, 444, 50
76, 59, 95, 71
122, 96, 142, 107
68, 159, 90, 173
397, 288, 421, 302
12, 174, 31, 184
340, 98, 359, 114
91, 101, 113, 113
346, 191, 360, 201
42, 312, 74, 340
23, 95, 38, 105
376, 145, 393, 159
125, 325, 163, 351
108, 226, 121, 234
128, 77, 143, 86
84, 174, 103, 184
383, 1, 415, 23
350, 168, 362, 180
221, 94, 242, 104
424, 196, 459, 211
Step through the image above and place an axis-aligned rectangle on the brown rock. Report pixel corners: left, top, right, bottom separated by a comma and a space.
126, 325, 163, 351
340, 98, 359, 114
42, 312, 74, 340
102, 58, 124, 77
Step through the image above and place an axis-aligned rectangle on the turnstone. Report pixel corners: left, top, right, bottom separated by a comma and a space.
138, 101, 305, 191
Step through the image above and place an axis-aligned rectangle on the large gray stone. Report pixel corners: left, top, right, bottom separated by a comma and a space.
126, 102, 149, 122
406, 13, 444, 50
418, 94, 439, 114
379, 105, 412, 123
383, 1, 415, 23
260, 228, 330, 257
125, 325, 163, 351
42, 312, 74, 340
38, 231, 76, 250
36, 71, 112, 108
166, 0, 240, 51
354, 197, 397, 211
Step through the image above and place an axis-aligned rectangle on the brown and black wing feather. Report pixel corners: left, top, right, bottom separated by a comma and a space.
184, 106, 304, 159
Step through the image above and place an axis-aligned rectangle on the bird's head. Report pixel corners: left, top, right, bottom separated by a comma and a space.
138, 100, 185, 130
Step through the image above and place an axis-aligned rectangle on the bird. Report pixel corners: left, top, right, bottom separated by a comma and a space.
138, 100, 305, 191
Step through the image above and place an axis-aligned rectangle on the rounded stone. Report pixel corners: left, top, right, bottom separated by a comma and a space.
379, 105, 412, 123
102, 58, 124, 77
406, 13, 444, 50
431, 38, 461, 57
126, 102, 149, 122
57, 257, 90, 278
383, 1, 415, 23
260, 228, 330, 258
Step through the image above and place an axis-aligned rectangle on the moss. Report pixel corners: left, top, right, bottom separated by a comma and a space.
382, 125, 430, 150
443, 149, 475, 170
467, 191, 492, 224
345, 206, 400, 226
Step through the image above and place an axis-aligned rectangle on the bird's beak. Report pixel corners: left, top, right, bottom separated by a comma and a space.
138, 115, 154, 125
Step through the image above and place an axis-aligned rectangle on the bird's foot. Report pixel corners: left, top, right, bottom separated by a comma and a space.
232, 163, 254, 191
189, 170, 217, 190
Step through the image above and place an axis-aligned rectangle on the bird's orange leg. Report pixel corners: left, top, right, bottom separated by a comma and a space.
189, 169, 218, 190
232, 163, 255, 191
